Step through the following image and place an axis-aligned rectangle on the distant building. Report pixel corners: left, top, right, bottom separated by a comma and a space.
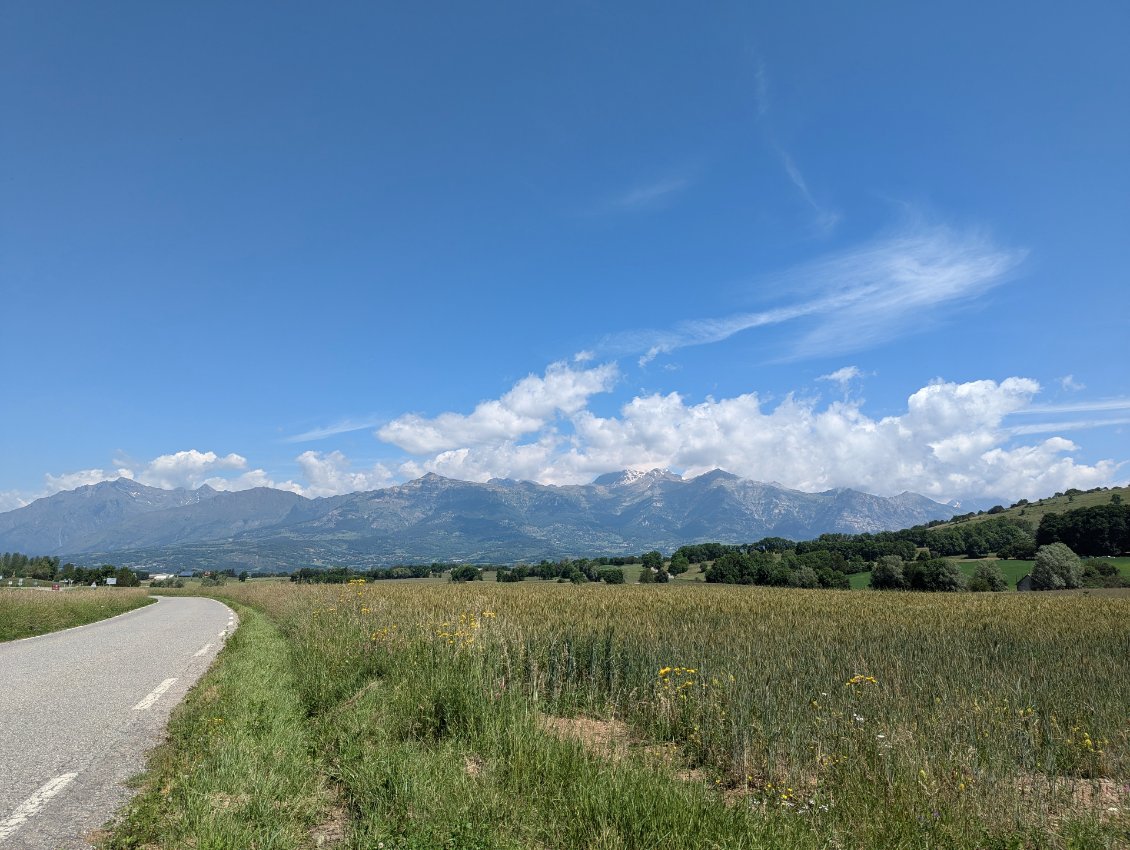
176, 570, 194, 578
1016, 573, 1033, 592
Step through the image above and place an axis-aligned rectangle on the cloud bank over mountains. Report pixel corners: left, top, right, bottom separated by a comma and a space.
1, 223, 1120, 515
5, 364, 1120, 513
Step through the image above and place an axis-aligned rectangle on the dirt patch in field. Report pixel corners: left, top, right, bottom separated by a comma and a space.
309, 791, 349, 848
464, 753, 485, 777
1017, 773, 1129, 817
541, 715, 633, 761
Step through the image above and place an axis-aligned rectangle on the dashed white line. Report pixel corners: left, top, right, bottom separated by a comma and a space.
0, 772, 78, 843
193, 642, 214, 657
132, 678, 178, 711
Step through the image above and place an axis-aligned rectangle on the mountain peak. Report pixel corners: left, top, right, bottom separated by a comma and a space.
693, 469, 741, 483
592, 468, 683, 488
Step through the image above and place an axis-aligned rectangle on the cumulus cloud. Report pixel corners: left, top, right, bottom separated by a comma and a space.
623, 224, 1025, 365
133, 450, 248, 490
31, 450, 294, 503
0, 490, 29, 512
378, 361, 618, 454
44, 467, 135, 493
295, 450, 395, 498
374, 375, 1120, 501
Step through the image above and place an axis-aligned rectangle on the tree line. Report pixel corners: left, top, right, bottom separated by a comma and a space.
1, 553, 141, 586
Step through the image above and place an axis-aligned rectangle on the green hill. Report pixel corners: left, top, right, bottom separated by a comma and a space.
935, 485, 1128, 532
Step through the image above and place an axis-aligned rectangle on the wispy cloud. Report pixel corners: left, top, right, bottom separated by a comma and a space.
1014, 399, 1130, 415
777, 149, 841, 234
755, 60, 839, 233
1059, 374, 1086, 391
1009, 417, 1130, 436
606, 176, 693, 212
283, 416, 385, 443
614, 223, 1025, 365
818, 366, 864, 388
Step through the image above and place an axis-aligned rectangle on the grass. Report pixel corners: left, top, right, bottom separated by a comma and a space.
105, 579, 1130, 850
100, 603, 334, 850
934, 486, 1129, 531
0, 588, 155, 642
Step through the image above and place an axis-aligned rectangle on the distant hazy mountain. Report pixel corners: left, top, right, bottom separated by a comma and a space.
0, 470, 959, 570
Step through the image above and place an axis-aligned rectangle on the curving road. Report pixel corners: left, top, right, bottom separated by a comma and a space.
0, 596, 235, 849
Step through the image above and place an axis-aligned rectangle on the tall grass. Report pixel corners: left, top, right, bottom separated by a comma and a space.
146, 581, 1130, 848
0, 588, 155, 642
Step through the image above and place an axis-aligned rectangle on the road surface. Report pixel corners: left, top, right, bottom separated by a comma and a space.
0, 596, 236, 849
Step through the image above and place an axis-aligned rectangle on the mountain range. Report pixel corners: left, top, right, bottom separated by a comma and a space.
0, 470, 962, 571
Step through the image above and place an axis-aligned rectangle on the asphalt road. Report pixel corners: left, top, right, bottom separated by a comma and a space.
0, 596, 236, 849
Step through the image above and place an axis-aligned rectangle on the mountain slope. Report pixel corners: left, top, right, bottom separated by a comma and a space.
0, 470, 960, 568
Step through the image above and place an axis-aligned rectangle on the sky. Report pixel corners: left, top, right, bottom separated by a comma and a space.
2, 1, 1128, 510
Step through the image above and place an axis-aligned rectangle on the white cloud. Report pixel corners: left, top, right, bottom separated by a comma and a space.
0, 491, 29, 512
818, 366, 863, 388
625, 224, 1024, 365
1059, 374, 1086, 391
43, 467, 134, 493
377, 361, 618, 454
134, 450, 248, 490
375, 375, 1120, 501
294, 450, 395, 498
31, 450, 294, 503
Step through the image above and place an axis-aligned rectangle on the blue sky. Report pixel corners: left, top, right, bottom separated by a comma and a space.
2, 1, 1128, 509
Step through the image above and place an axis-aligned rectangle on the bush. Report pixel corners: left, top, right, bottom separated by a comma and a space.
789, 566, 820, 589
597, 567, 625, 584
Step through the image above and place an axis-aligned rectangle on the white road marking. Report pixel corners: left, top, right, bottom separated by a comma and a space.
217, 629, 226, 636
0, 772, 78, 842
132, 678, 178, 711
193, 642, 214, 657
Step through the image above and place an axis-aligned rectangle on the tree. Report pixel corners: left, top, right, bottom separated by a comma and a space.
638, 566, 655, 584
789, 566, 820, 589
968, 561, 1008, 592
449, 565, 483, 582
238, 570, 249, 582
1031, 543, 1081, 590
113, 567, 140, 587
641, 551, 664, 570
904, 558, 967, 592
870, 556, 905, 590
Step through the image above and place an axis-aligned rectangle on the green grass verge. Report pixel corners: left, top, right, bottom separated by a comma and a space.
99, 604, 334, 850
0, 588, 155, 642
